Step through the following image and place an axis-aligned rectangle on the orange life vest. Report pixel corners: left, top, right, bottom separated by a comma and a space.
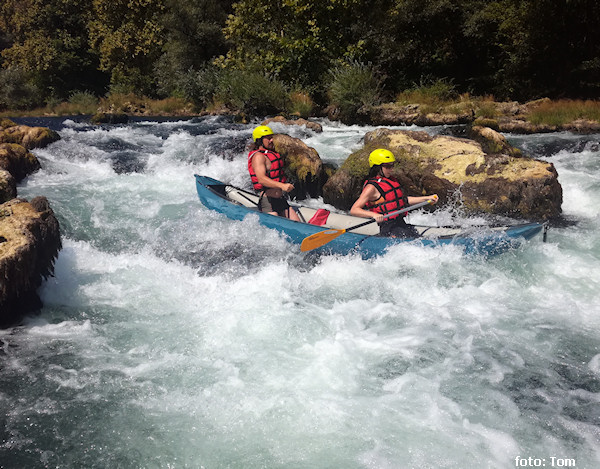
247, 149, 287, 191
364, 176, 408, 220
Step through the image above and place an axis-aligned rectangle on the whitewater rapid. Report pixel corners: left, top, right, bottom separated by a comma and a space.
1, 117, 599, 468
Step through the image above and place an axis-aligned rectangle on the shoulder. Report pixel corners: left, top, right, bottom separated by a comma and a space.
361, 182, 380, 197
364, 178, 382, 188
249, 150, 266, 160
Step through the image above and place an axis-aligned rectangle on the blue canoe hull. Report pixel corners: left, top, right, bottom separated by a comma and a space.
195, 175, 545, 258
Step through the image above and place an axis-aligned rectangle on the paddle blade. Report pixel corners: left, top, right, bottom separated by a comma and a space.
300, 228, 346, 252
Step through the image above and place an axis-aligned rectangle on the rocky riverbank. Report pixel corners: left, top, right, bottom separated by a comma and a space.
360, 100, 600, 134
0, 119, 62, 326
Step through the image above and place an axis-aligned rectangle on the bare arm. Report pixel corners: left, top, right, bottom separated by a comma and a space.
350, 185, 385, 222
407, 194, 439, 205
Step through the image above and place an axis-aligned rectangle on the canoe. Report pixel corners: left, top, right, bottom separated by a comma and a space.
194, 174, 545, 258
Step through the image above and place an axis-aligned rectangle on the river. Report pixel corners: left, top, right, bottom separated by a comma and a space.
1, 116, 599, 468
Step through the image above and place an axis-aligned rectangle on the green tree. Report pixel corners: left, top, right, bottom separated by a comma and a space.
154, 0, 233, 97
487, 0, 600, 99
89, 0, 166, 95
362, 0, 478, 94
219, 0, 370, 92
0, 0, 105, 102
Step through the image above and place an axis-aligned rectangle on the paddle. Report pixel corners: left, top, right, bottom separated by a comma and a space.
300, 199, 435, 252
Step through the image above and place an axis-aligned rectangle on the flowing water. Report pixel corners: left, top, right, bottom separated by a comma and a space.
1, 117, 599, 468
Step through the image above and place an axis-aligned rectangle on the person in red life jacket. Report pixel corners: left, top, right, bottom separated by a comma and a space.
350, 148, 439, 237
248, 125, 301, 221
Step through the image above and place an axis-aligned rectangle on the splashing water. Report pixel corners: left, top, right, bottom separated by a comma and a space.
1, 117, 599, 468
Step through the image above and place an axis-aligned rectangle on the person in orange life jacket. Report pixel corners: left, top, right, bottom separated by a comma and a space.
350, 149, 439, 237
248, 125, 301, 221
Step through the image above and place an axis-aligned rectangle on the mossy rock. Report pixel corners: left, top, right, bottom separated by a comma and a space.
0, 143, 41, 181
0, 118, 17, 129
0, 197, 62, 326
0, 169, 17, 203
0, 125, 60, 149
472, 117, 500, 131
90, 112, 129, 125
323, 128, 562, 220
272, 134, 325, 199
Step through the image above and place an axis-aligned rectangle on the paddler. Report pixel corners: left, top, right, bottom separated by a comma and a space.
248, 125, 301, 221
350, 148, 439, 237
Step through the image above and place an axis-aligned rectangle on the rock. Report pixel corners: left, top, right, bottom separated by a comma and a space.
467, 126, 522, 157
272, 134, 326, 199
363, 103, 421, 126
365, 103, 474, 126
563, 119, 600, 133
0, 125, 61, 149
0, 169, 17, 204
0, 118, 17, 129
497, 118, 558, 134
90, 112, 129, 124
0, 197, 62, 326
0, 143, 41, 182
263, 115, 323, 133
322, 128, 562, 221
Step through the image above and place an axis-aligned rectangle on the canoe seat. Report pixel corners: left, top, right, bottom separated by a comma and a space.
226, 185, 379, 235
226, 186, 260, 208
297, 207, 380, 236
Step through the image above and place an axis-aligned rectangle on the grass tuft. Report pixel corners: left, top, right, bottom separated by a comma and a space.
527, 99, 600, 126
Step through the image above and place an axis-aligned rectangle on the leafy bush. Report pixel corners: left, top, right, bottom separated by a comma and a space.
397, 78, 458, 106
215, 70, 289, 116
288, 90, 314, 118
0, 68, 44, 110
148, 97, 190, 114
67, 91, 99, 114
100, 92, 145, 113
474, 97, 499, 119
327, 62, 382, 122
178, 65, 221, 110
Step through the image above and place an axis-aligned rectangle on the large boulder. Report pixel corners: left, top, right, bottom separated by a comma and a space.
1, 143, 41, 203
272, 133, 327, 199
0, 143, 41, 183
0, 124, 61, 149
0, 197, 62, 326
322, 127, 562, 221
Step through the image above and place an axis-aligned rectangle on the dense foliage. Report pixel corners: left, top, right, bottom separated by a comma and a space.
0, 0, 598, 111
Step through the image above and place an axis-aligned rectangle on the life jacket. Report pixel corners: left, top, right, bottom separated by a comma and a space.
247, 149, 287, 191
364, 176, 408, 220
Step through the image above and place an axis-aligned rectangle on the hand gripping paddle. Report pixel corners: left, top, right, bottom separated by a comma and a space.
300, 199, 434, 252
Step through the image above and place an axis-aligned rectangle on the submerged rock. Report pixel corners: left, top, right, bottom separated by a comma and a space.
0, 197, 61, 326
323, 127, 562, 221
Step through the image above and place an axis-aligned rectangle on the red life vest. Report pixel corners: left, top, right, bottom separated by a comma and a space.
364, 176, 408, 220
247, 149, 287, 191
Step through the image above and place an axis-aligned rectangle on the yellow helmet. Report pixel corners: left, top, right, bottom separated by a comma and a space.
252, 125, 274, 142
369, 148, 395, 167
